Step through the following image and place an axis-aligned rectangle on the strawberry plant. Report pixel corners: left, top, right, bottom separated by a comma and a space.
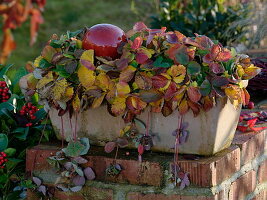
21, 22, 261, 189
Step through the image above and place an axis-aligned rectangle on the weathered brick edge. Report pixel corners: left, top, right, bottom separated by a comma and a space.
27, 130, 267, 200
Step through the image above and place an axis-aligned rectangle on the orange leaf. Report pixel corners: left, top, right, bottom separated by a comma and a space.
92, 94, 105, 108
187, 86, 201, 102
126, 96, 147, 114
116, 81, 130, 97
30, 8, 44, 46
203, 96, 214, 112
135, 72, 152, 90
0, 29, 16, 64
119, 65, 136, 82
111, 97, 126, 116
179, 99, 189, 115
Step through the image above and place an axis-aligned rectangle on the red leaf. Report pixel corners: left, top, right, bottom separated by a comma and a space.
131, 36, 143, 50
151, 75, 169, 89
194, 34, 214, 49
203, 53, 213, 64
133, 22, 148, 31
188, 100, 201, 117
247, 118, 257, 128
138, 144, 144, 155
216, 51, 232, 62
250, 126, 267, 131
210, 44, 221, 60
104, 142, 116, 153
162, 100, 173, 117
209, 63, 224, 74
237, 126, 248, 132
165, 82, 178, 100
136, 52, 148, 64
187, 86, 201, 102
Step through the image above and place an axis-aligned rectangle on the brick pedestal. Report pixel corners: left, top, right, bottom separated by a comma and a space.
26, 130, 267, 200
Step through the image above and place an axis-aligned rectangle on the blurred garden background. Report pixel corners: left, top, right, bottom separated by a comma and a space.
1, 0, 266, 68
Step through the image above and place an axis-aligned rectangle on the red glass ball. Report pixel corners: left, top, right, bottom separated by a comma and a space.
82, 24, 126, 59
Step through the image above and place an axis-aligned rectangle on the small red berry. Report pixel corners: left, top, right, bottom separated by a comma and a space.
247, 101, 255, 109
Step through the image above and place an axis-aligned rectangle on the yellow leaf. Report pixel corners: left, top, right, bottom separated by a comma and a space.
120, 125, 131, 137
111, 97, 126, 116
72, 94, 81, 112
167, 65, 186, 84
34, 56, 43, 68
62, 87, 74, 101
96, 73, 110, 91
36, 71, 54, 89
78, 65, 96, 89
80, 50, 94, 69
116, 81, 130, 97
92, 94, 105, 108
52, 79, 68, 101
243, 64, 261, 80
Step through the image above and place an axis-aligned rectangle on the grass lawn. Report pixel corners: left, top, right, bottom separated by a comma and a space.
1, 0, 156, 68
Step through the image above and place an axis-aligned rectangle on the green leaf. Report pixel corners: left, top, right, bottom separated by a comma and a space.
175, 46, 189, 65
52, 65, 71, 78
50, 40, 62, 48
0, 134, 8, 151
134, 118, 146, 130
0, 108, 13, 120
0, 64, 13, 78
5, 158, 23, 170
67, 29, 83, 38
80, 137, 90, 155
187, 61, 201, 75
13, 127, 29, 140
153, 56, 172, 68
72, 164, 84, 177
63, 141, 85, 157
39, 58, 51, 69
200, 79, 211, 96
4, 148, 16, 157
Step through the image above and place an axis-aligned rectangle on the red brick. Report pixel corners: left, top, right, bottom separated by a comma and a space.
64, 187, 113, 200
252, 190, 267, 200
233, 130, 266, 165
178, 145, 240, 187
27, 186, 113, 200
258, 159, 267, 184
229, 170, 257, 200
127, 192, 216, 200
26, 145, 163, 187
26, 145, 59, 174
84, 156, 163, 187
27, 189, 86, 200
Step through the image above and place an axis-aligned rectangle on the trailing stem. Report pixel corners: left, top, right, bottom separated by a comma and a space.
38, 112, 49, 145
174, 113, 183, 186
60, 116, 64, 148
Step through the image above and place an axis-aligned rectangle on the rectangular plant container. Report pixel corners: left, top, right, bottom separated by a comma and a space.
49, 97, 241, 156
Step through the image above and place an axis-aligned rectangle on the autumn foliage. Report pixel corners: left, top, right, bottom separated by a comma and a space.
20, 22, 261, 120
0, 0, 46, 64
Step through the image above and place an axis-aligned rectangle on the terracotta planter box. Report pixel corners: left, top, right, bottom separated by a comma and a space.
49, 97, 241, 156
